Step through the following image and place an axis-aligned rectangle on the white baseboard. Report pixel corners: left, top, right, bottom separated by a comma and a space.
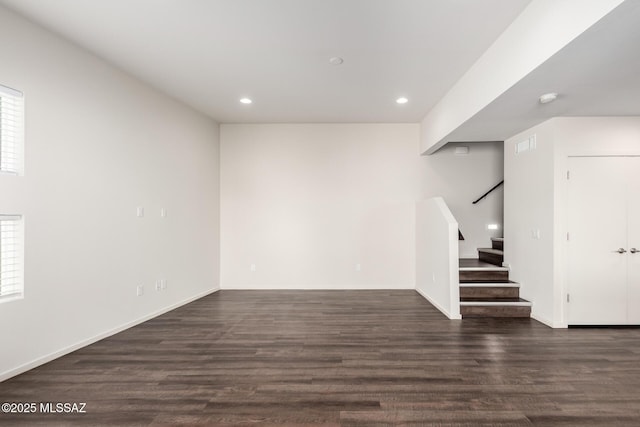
220, 284, 414, 290
530, 311, 566, 328
415, 288, 462, 320
0, 288, 219, 383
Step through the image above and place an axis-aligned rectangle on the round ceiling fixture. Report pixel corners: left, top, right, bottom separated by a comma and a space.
396, 97, 409, 104
539, 92, 558, 104
329, 57, 344, 65
239, 97, 253, 104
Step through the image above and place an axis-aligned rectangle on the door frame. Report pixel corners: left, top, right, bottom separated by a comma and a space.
559, 152, 640, 327
565, 156, 630, 325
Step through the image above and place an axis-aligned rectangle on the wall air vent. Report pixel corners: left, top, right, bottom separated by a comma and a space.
515, 135, 536, 154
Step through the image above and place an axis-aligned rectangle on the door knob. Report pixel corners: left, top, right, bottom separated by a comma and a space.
631, 248, 639, 254
616, 248, 627, 254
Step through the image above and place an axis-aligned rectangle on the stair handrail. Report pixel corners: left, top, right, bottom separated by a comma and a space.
472, 180, 504, 204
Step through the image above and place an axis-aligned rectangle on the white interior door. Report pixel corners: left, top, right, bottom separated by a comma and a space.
567, 157, 629, 325
627, 158, 640, 324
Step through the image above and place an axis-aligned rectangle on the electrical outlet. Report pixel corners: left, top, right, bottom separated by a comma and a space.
136, 285, 144, 296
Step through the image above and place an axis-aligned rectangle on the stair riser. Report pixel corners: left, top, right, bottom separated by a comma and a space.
478, 251, 503, 266
461, 306, 531, 318
460, 270, 509, 282
460, 287, 519, 299
458, 239, 531, 319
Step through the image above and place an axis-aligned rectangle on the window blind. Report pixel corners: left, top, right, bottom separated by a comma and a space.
0, 84, 24, 175
0, 215, 23, 299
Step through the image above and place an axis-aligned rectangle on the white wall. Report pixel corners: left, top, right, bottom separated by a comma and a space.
505, 117, 640, 327
504, 119, 557, 326
220, 124, 421, 289
415, 197, 460, 319
220, 125, 503, 289
0, 7, 220, 380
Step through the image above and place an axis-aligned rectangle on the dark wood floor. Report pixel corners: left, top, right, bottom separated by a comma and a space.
2, 290, 640, 426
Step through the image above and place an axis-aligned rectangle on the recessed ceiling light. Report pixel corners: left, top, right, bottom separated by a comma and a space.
396, 97, 408, 104
329, 57, 344, 65
539, 92, 558, 104
239, 97, 252, 104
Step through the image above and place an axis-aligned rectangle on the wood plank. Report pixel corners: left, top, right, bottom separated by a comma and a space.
460, 286, 519, 299
478, 248, 504, 266
459, 258, 504, 269
492, 237, 505, 250
460, 269, 509, 282
461, 304, 532, 318
1, 290, 640, 426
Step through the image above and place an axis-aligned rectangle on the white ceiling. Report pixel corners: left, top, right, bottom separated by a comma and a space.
0, 0, 532, 123
444, 0, 640, 143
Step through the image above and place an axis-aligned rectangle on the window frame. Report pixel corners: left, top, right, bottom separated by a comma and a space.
0, 214, 24, 302
0, 83, 25, 176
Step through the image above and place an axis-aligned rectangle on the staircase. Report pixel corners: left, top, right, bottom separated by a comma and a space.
459, 237, 531, 318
